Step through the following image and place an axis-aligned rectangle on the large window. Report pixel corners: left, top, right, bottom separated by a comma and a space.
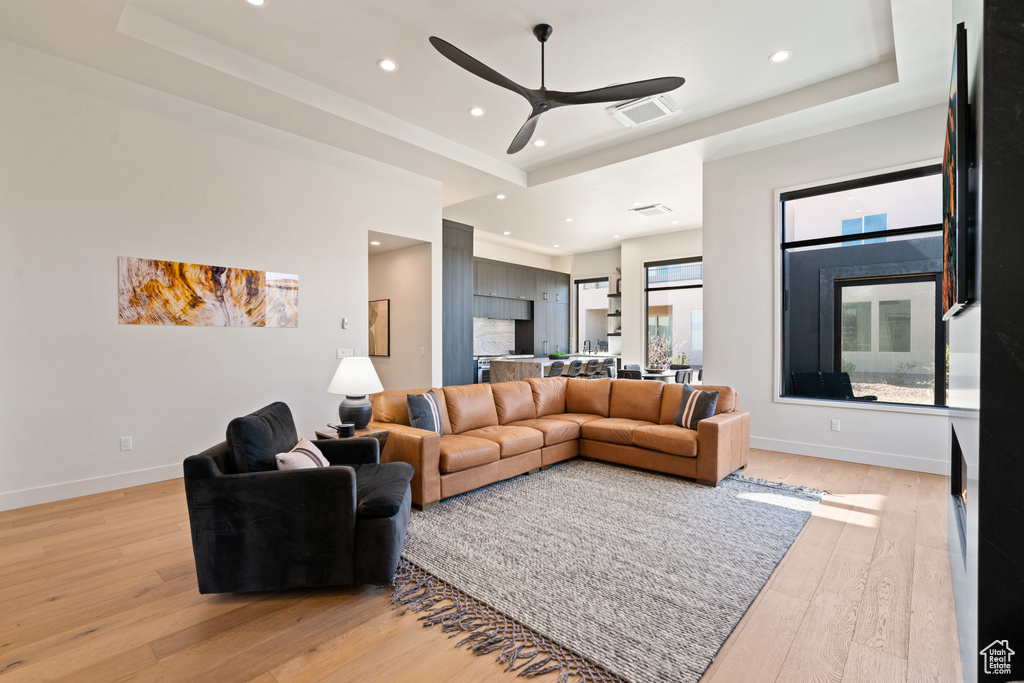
645, 259, 703, 369
781, 166, 947, 406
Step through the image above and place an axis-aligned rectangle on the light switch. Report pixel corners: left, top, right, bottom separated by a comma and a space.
342, 317, 350, 329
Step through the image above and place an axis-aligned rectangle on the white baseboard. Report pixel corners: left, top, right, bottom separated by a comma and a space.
750, 436, 948, 475
0, 463, 182, 512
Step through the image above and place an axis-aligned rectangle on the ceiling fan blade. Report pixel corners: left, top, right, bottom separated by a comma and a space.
550, 76, 685, 106
429, 36, 532, 101
507, 113, 542, 154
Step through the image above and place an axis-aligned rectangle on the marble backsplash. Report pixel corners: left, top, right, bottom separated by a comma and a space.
474, 317, 516, 356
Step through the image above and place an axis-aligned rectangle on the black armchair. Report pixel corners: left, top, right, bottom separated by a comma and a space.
184, 402, 414, 593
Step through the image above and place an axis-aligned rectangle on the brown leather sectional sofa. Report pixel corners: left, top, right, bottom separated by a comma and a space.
369, 376, 750, 509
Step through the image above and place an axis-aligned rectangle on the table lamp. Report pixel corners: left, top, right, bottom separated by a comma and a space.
327, 357, 384, 430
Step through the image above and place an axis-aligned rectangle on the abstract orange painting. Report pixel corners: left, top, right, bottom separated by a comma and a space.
118, 257, 298, 327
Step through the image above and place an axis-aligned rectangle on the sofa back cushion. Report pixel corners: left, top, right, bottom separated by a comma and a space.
372, 388, 452, 435
526, 377, 567, 417
565, 377, 612, 417
610, 379, 664, 423
659, 384, 738, 424
442, 383, 500, 434
491, 381, 537, 424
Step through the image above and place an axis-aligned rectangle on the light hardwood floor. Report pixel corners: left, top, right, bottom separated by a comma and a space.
0, 449, 962, 682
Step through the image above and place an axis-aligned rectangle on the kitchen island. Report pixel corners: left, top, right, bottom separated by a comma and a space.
489, 355, 620, 383
489, 358, 558, 383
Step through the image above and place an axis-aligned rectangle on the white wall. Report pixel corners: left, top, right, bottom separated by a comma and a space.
0, 42, 442, 510
473, 238, 556, 271
368, 243, 433, 391
703, 105, 950, 474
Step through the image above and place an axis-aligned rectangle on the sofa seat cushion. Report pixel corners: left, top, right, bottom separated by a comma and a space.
581, 418, 655, 445
557, 413, 605, 427
461, 425, 544, 458
438, 435, 500, 473
508, 418, 580, 446
632, 424, 699, 457
353, 461, 415, 518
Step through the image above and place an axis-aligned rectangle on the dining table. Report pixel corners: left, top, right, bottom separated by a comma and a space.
641, 369, 676, 382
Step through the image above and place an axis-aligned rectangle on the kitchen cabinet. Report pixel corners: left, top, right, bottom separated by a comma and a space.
474, 296, 530, 320
474, 260, 507, 297
533, 301, 569, 356
536, 270, 570, 303
443, 220, 475, 386
507, 266, 536, 300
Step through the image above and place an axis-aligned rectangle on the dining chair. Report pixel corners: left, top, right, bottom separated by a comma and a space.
582, 358, 600, 378
623, 363, 641, 372
546, 360, 565, 377
565, 359, 584, 378
618, 369, 642, 380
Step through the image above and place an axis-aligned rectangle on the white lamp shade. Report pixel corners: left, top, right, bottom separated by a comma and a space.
327, 357, 384, 396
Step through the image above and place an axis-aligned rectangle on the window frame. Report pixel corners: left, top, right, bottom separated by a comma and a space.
831, 273, 946, 406
779, 164, 948, 409
644, 257, 703, 367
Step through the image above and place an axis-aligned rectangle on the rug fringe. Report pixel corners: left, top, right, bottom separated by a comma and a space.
391, 559, 624, 683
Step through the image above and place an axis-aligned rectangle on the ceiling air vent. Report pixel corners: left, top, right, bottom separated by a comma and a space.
608, 94, 679, 128
628, 203, 673, 217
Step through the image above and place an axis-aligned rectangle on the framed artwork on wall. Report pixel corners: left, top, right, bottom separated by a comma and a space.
118, 256, 298, 327
369, 299, 390, 356
942, 22, 970, 320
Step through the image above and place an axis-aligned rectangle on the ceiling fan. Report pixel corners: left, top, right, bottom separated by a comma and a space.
429, 24, 685, 154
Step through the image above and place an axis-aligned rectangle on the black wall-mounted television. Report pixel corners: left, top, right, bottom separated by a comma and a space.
942, 23, 970, 320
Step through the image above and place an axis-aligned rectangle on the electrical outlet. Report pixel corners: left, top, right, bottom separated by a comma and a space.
120, 436, 133, 451
337, 348, 355, 359
831, 419, 841, 432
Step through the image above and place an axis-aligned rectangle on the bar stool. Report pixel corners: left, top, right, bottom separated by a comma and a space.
565, 360, 584, 378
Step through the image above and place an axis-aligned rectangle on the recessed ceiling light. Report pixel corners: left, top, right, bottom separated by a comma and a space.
245, 0, 266, 5
632, 201, 642, 206
469, 107, 486, 117
503, 231, 511, 235
370, 241, 381, 246
565, 218, 574, 223
533, 139, 547, 147
553, 244, 560, 248
613, 234, 620, 239
495, 194, 506, 200
378, 59, 398, 72
671, 220, 679, 225
769, 50, 792, 63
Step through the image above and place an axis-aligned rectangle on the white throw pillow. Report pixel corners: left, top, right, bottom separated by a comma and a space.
275, 438, 329, 470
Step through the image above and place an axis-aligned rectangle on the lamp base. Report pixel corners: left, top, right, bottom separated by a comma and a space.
338, 395, 372, 431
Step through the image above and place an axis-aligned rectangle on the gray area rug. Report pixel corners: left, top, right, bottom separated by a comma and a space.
392, 460, 823, 683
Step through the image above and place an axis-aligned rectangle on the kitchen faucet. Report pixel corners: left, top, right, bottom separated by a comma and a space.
583, 340, 591, 354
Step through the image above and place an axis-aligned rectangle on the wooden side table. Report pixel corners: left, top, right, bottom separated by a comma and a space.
315, 427, 389, 452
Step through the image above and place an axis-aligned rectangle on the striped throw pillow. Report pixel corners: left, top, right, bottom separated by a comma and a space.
408, 391, 443, 435
674, 384, 720, 430
275, 438, 329, 470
